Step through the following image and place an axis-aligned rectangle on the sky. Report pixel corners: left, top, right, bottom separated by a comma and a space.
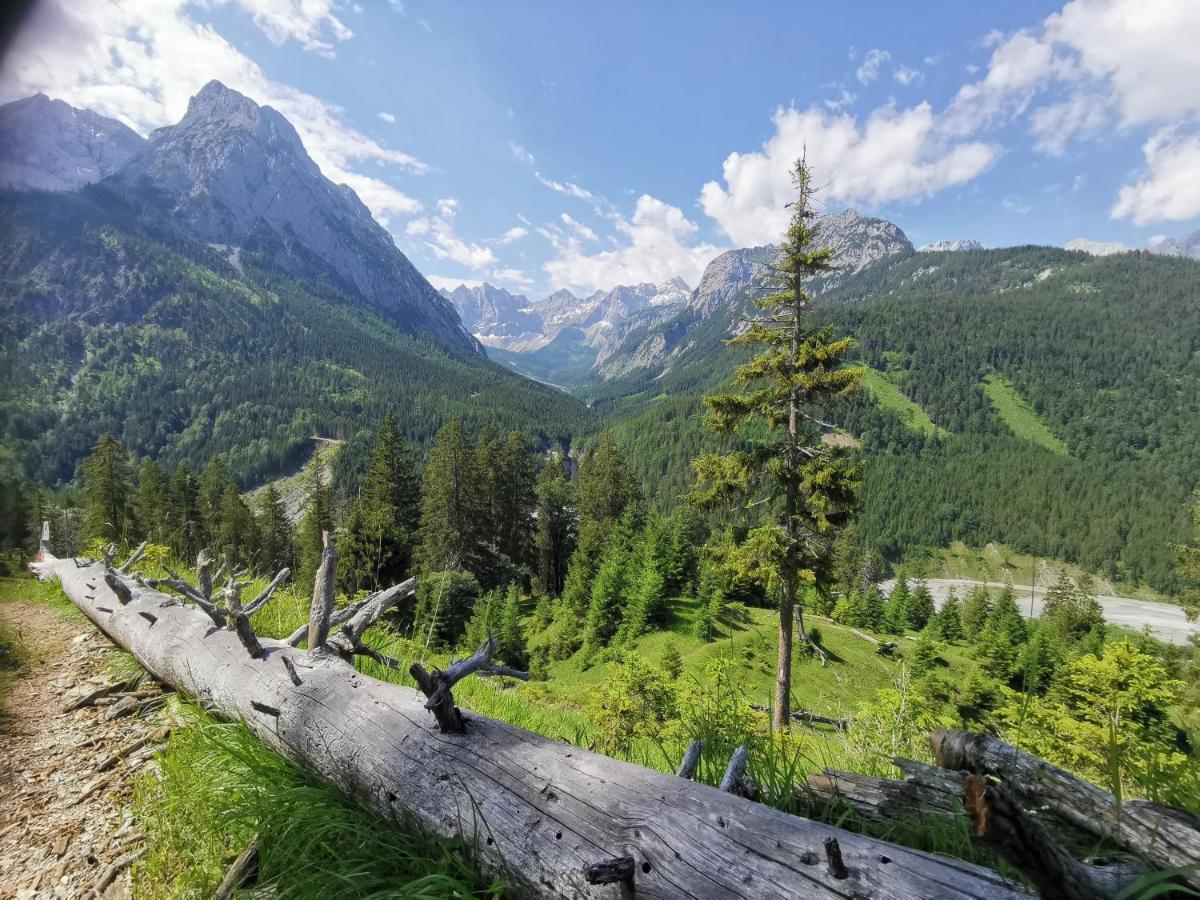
2, 0, 1199, 298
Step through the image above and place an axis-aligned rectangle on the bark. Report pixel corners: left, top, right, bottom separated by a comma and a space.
31, 552, 1031, 899
676, 740, 704, 780
933, 730, 1200, 889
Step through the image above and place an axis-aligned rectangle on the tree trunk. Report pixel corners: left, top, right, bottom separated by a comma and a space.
31, 553, 1029, 899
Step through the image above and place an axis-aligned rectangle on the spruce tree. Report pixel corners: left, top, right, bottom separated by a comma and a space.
0, 446, 34, 555
960, 585, 992, 642
256, 484, 293, 573
340, 413, 420, 591
908, 579, 936, 630
199, 456, 234, 547
663, 506, 704, 597
534, 455, 576, 597
216, 483, 256, 567
581, 510, 638, 658
296, 458, 333, 592
169, 463, 203, 558
884, 578, 911, 634
416, 419, 483, 578
690, 157, 862, 731
576, 434, 640, 530
1042, 571, 1103, 641
135, 459, 170, 545
933, 588, 964, 642
620, 516, 669, 642
80, 434, 136, 544
494, 431, 537, 577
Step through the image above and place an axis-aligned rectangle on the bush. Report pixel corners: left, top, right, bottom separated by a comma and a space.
585, 653, 677, 757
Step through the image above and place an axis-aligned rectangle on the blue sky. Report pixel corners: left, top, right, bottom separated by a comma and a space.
3, 0, 1199, 297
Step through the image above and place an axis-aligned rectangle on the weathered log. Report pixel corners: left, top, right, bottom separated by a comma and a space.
933, 729, 1200, 888
751, 703, 849, 730
32, 551, 1030, 899
718, 746, 759, 800
803, 759, 968, 828
307, 532, 336, 651
214, 837, 260, 900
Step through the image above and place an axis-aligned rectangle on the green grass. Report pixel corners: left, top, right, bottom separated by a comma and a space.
133, 705, 511, 899
982, 375, 1069, 455
862, 369, 946, 437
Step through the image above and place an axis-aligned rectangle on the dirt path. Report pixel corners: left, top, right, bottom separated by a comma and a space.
0, 600, 168, 899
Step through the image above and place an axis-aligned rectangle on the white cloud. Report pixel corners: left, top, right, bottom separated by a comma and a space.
894, 65, 922, 86
1111, 126, 1200, 224
535, 171, 595, 201
492, 267, 533, 286
699, 105, 997, 246
425, 275, 483, 291
543, 194, 722, 293
856, 49, 890, 85
410, 198, 497, 269
0, 0, 424, 223
498, 226, 528, 244
378, 111, 396, 123
509, 141, 535, 166
943, 30, 1064, 137
824, 89, 856, 111
1029, 92, 1110, 155
560, 213, 598, 242
216, 0, 351, 58
1002, 195, 1032, 215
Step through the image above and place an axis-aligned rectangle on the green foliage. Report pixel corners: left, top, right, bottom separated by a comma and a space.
576, 433, 641, 529
931, 588, 964, 641
907, 579, 935, 630
960, 585, 992, 642
133, 707, 509, 898
982, 375, 1069, 455
533, 455, 576, 596
413, 570, 481, 650
463, 584, 527, 669
584, 652, 677, 757
0, 446, 34, 557
1042, 570, 1104, 641
906, 631, 941, 676
338, 413, 419, 593
295, 459, 332, 592
80, 433, 136, 544
660, 640, 684, 680
255, 484, 293, 574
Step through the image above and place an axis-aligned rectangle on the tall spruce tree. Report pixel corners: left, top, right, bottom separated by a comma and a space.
576, 434, 640, 529
168, 463, 203, 558
256, 483, 293, 573
296, 457, 333, 592
340, 413, 420, 592
495, 431, 537, 577
135, 459, 170, 545
534, 455, 576, 597
199, 456, 234, 548
416, 419, 483, 578
690, 158, 862, 731
80, 434, 136, 544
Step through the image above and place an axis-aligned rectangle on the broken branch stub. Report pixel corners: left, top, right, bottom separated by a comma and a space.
410, 634, 529, 733
307, 532, 337, 652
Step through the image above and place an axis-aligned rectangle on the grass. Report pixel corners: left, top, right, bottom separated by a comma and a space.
982, 374, 1069, 455
133, 704, 511, 899
861, 369, 946, 437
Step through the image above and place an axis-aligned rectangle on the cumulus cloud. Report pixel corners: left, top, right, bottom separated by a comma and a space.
1029, 92, 1110, 155
377, 111, 396, 123
1111, 126, 1200, 224
699, 105, 996, 246
856, 49, 890, 85
409, 198, 498, 269
0, 0, 424, 223
542, 195, 722, 293
217, 0, 351, 58
894, 65, 922, 86
425, 274, 484, 291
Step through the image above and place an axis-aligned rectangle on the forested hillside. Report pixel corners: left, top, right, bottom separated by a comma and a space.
588, 246, 1200, 590
0, 187, 588, 488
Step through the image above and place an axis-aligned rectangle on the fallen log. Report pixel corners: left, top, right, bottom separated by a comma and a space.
31, 549, 1029, 898
933, 730, 1200, 889
751, 703, 849, 730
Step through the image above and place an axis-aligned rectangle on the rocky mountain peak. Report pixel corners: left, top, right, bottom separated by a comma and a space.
919, 239, 984, 252
112, 82, 478, 353
0, 93, 145, 191
1148, 230, 1200, 260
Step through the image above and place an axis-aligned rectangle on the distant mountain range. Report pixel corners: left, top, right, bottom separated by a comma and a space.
0, 84, 584, 485
1065, 233, 1200, 259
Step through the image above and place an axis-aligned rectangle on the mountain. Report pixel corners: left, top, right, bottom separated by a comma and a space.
0, 94, 145, 191
1150, 230, 1200, 260
441, 283, 541, 348
115, 81, 477, 352
0, 86, 589, 486
1065, 238, 1130, 256
919, 239, 984, 252
596, 208, 913, 381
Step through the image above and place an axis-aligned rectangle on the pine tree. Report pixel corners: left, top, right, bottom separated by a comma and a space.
497, 585, 527, 668
976, 585, 1029, 683
860, 585, 886, 632
0, 446, 34, 555
1042, 571, 1103, 641
340, 413, 420, 591
134, 459, 170, 545
216, 483, 256, 567
961, 585, 992, 642
296, 458, 333, 592
199, 456, 234, 548
908, 579, 936, 630
884, 578, 911, 634
80, 434, 136, 544
576, 434, 640, 530
933, 588, 964, 642
493, 431, 537, 578
416, 419, 482, 578
663, 506, 704, 597
661, 640, 684, 680
581, 511, 638, 658
534, 455, 576, 597
472, 422, 505, 575
620, 516, 669, 642
256, 484, 293, 573
689, 157, 862, 731
907, 630, 940, 675
413, 569, 481, 650
169, 463, 203, 558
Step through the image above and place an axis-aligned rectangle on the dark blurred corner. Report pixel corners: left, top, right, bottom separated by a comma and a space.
0, 0, 38, 70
